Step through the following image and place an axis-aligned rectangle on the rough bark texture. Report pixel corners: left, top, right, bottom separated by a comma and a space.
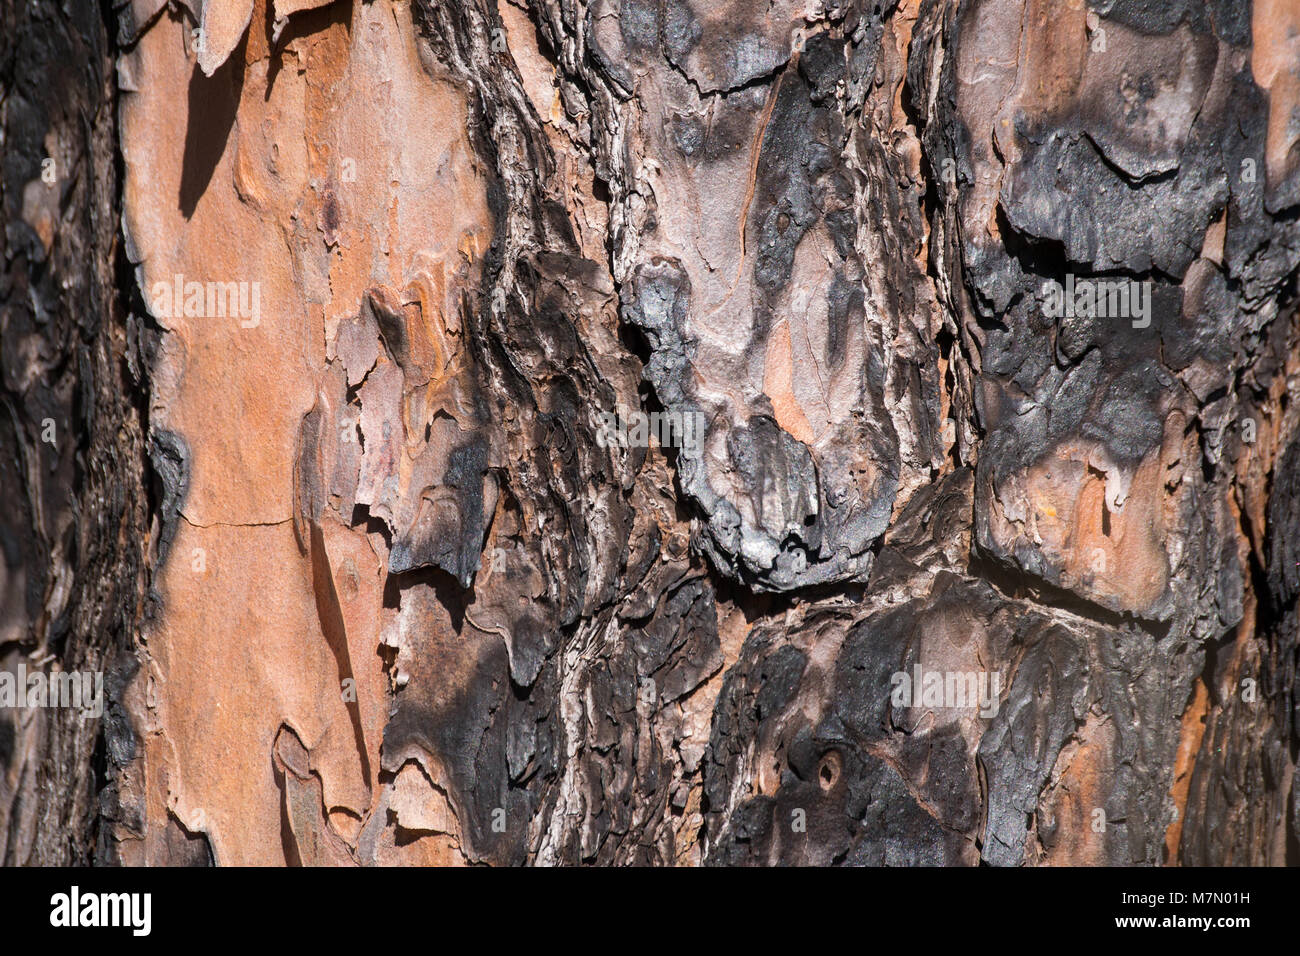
2, 0, 1299, 866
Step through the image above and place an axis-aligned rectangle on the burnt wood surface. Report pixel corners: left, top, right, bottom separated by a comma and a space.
1, 0, 1298, 866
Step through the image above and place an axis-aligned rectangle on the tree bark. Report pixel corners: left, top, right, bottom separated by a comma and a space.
2, 0, 1298, 866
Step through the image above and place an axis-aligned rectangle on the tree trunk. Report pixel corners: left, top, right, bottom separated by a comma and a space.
2, 0, 1298, 866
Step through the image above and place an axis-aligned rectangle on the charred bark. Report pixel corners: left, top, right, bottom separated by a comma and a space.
1, 0, 1298, 866
0, 0, 151, 864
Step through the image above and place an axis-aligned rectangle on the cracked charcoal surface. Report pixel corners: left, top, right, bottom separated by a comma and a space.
2, 0, 1299, 868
